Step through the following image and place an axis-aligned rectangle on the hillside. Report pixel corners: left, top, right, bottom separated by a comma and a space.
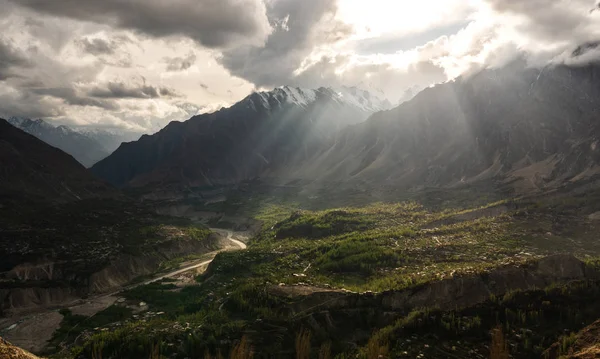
0, 118, 114, 203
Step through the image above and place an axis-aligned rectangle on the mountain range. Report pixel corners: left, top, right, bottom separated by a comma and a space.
91, 61, 600, 197
7, 118, 140, 167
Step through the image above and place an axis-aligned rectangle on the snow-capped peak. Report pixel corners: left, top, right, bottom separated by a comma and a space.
326, 86, 392, 112
244, 85, 391, 113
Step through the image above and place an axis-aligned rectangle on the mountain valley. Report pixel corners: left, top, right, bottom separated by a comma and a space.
3, 62, 600, 359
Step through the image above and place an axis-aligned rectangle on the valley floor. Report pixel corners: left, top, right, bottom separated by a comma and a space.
6, 185, 600, 359
0, 229, 248, 355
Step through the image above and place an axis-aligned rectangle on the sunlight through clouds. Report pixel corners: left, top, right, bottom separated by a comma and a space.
0, 0, 599, 132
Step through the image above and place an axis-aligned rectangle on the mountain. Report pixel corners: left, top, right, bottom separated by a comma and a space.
7, 118, 129, 167
92, 63, 600, 196
283, 61, 600, 193
0, 118, 113, 202
91, 86, 391, 190
75, 127, 141, 154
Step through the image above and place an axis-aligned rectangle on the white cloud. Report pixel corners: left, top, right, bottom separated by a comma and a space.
0, 0, 598, 132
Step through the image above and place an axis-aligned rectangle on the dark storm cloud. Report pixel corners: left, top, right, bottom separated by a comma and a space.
88, 81, 180, 99
0, 40, 31, 80
164, 52, 196, 71
219, 0, 352, 87
10, 0, 272, 48
76, 37, 119, 55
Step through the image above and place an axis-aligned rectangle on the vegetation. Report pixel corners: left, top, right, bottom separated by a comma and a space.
43, 187, 600, 358
0, 198, 214, 292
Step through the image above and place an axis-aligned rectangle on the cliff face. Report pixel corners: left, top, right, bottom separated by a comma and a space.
268, 255, 593, 334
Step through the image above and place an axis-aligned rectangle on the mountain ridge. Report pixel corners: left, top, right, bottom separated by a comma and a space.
91, 86, 391, 191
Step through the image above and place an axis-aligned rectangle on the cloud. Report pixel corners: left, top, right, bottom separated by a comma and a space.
76, 37, 119, 55
164, 52, 196, 71
453, 0, 600, 69
219, 0, 352, 88
484, 0, 597, 43
0, 89, 65, 119
3, 0, 598, 135
0, 39, 31, 80
88, 81, 180, 99
30, 86, 120, 110
10, 0, 272, 49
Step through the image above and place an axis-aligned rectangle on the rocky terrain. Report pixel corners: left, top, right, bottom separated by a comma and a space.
544, 318, 600, 358
0, 337, 43, 359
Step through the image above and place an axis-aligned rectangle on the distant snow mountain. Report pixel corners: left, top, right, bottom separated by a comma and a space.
75, 128, 141, 154
7, 118, 138, 167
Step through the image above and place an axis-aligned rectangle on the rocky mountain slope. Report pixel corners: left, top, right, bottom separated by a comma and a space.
76, 127, 140, 156
281, 61, 600, 193
90, 86, 391, 191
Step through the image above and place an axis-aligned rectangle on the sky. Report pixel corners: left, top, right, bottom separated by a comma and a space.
0, 0, 598, 134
